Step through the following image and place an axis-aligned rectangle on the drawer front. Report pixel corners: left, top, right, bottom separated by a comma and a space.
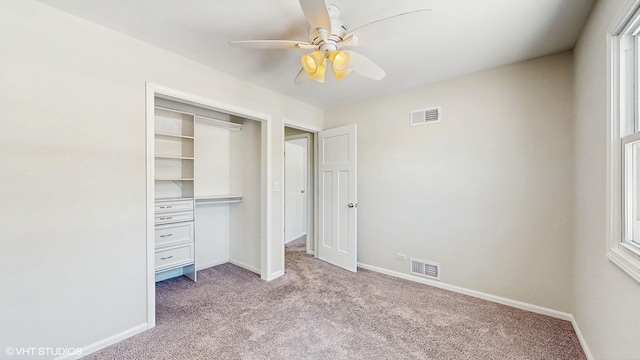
155, 199, 193, 213
155, 243, 194, 272
155, 222, 194, 247
154, 210, 193, 225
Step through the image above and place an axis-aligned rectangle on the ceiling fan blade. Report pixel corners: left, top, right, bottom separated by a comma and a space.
299, 0, 332, 31
229, 40, 312, 50
347, 9, 432, 46
294, 68, 308, 84
337, 34, 359, 49
349, 51, 386, 81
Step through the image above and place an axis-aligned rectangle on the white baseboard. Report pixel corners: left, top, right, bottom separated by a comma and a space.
155, 267, 185, 282
285, 232, 307, 244
570, 316, 593, 360
58, 323, 148, 360
265, 270, 284, 281
229, 258, 261, 275
197, 259, 228, 271
357, 262, 572, 320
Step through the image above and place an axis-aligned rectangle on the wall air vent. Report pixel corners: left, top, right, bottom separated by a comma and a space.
410, 106, 441, 126
410, 258, 440, 280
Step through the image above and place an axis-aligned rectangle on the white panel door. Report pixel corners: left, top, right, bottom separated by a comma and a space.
318, 124, 357, 272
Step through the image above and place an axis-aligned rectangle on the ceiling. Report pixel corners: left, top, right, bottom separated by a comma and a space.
36, 0, 595, 109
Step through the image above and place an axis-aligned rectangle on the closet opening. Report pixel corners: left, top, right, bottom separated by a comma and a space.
146, 83, 272, 328
284, 125, 317, 260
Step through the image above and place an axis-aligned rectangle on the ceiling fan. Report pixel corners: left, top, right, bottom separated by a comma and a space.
229, 0, 431, 84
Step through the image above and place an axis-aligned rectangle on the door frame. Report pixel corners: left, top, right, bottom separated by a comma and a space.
285, 133, 312, 253
146, 83, 272, 329
283, 120, 321, 270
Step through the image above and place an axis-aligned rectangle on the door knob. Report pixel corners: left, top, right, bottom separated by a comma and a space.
348, 203, 357, 208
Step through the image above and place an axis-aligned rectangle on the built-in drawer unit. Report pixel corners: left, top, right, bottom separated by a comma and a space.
155, 222, 194, 247
155, 243, 194, 272
154, 199, 194, 213
154, 210, 193, 225
154, 199, 194, 226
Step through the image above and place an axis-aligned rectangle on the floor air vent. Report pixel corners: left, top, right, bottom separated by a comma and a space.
410, 258, 440, 280
410, 106, 441, 126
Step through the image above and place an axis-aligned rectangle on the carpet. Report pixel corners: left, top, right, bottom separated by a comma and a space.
86, 239, 585, 359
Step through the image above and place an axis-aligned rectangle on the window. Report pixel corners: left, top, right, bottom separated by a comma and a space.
607, 0, 640, 282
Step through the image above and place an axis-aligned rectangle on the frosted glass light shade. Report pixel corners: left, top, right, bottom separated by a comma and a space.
330, 51, 350, 71
301, 51, 327, 82
308, 62, 327, 82
334, 67, 352, 81
329, 50, 352, 81
302, 51, 323, 73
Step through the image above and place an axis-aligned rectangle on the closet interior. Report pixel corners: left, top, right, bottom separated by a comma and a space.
153, 97, 262, 282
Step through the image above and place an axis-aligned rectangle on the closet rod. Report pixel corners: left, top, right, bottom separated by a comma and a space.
155, 105, 193, 116
195, 195, 243, 205
196, 199, 242, 205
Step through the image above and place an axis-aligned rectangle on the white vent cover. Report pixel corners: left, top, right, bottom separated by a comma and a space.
410, 106, 441, 126
410, 258, 441, 280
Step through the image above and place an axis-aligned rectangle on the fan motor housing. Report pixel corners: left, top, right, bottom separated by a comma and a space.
308, 19, 347, 54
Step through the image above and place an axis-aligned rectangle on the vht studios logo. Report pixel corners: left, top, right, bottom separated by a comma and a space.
5, 347, 83, 357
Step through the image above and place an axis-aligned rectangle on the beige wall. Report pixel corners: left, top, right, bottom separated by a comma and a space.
325, 51, 575, 312
0, 0, 322, 353
285, 127, 309, 137
573, 0, 640, 358
230, 119, 262, 271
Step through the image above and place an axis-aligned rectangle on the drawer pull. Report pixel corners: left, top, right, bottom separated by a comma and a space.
159, 217, 172, 220
160, 233, 173, 238
160, 255, 174, 260
159, 205, 173, 209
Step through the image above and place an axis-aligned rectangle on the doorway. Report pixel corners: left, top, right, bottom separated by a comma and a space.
285, 137, 307, 244
282, 123, 359, 273
284, 126, 315, 255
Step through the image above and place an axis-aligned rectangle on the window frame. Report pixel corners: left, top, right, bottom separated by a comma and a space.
606, 0, 640, 283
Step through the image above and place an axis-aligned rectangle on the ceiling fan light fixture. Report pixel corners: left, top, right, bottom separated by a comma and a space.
334, 67, 352, 81
301, 51, 327, 82
301, 51, 323, 74
231, 1, 430, 85
308, 61, 327, 82
329, 50, 352, 81
329, 50, 350, 71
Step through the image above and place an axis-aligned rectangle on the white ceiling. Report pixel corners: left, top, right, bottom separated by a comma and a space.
36, 0, 594, 109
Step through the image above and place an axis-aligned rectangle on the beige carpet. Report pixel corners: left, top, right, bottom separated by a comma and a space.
86, 239, 585, 359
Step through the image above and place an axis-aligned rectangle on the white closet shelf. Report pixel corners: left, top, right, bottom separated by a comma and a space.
155, 155, 195, 160
155, 196, 194, 201
156, 105, 242, 132
195, 195, 243, 205
155, 132, 195, 140
155, 178, 195, 181
195, 116, 243, 131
